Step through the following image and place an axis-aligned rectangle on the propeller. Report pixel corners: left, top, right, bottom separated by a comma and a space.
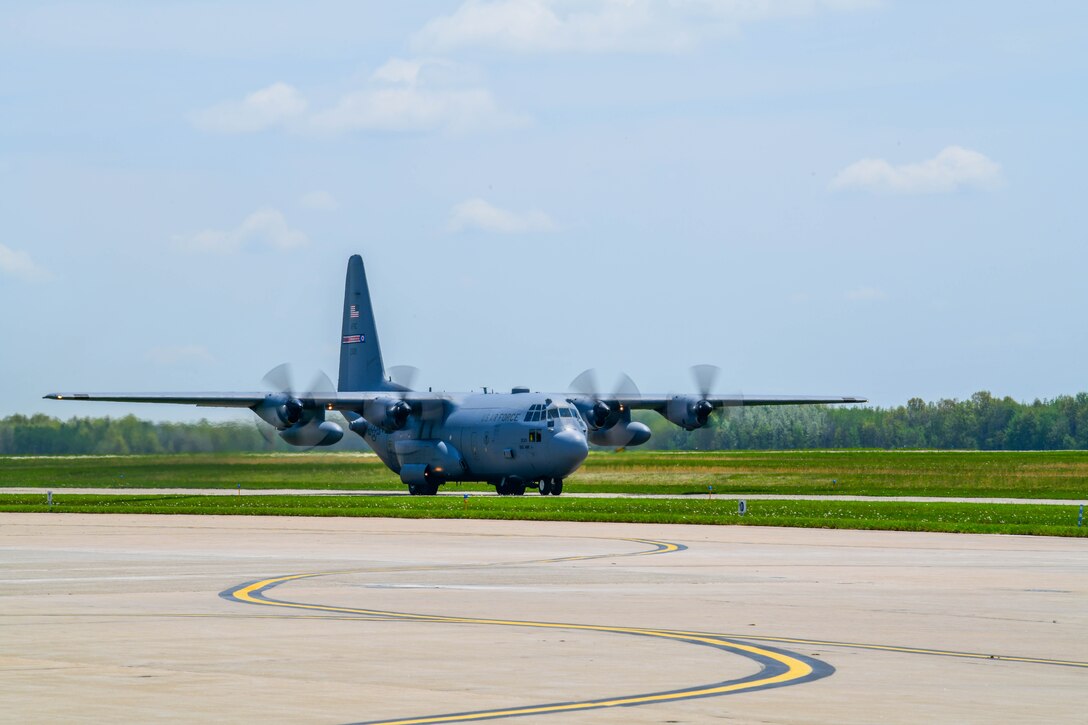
254, 363, 341, 450
262, 363, 336, 404
261, 362, 295, 398
691, 364, 720, 398
365, 364, 447, 430
569, 368, 641, 429
569, 368, 651, 447
690, 364, 720, 425
387, 365, 419, 390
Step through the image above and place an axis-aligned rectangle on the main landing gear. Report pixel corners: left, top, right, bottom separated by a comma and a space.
537, 478, 563, 496
495, 477, 527, 496
494, 477, 564, 496
407, 481, 439, 496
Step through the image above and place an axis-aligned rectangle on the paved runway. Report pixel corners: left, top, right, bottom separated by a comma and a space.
1, 514, 1085, 723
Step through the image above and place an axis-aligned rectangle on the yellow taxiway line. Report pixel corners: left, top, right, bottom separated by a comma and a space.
221, 537, 830, 724
220, 534, 1085, 723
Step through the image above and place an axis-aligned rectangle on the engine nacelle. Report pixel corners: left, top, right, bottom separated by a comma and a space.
363, 398, 413, 432
576, 399, 629, 431
665, 396, 715, 431
587, 400, 611, 429
385, 400, 411, 430
252, 394, 343, 446
254, 393, 306, 429
587, 421, 651, 447
279, 419, 344, 447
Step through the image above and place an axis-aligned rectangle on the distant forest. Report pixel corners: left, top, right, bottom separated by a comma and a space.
0, 414, 370, 455
643, 391, 1088, 451
2, 391, 1088, 455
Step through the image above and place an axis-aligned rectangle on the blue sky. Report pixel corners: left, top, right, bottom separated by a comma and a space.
2, 1, 1086, 422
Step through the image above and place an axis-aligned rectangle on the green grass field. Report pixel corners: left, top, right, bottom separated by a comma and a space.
2, 450, 1086, 536
2, 450, 1088, 498
1, 493, 1084, 537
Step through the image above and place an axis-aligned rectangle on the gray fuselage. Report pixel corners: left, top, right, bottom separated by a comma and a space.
361, 392, 589, 485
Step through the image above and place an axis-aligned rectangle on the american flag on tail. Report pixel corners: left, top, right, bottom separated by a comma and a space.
342, 334, 364, 344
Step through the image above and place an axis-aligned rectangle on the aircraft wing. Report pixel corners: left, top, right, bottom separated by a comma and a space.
44, 392, 267, 408
578, 394, 867, 409
726, 395, 867, 406
42, 391, 448, 411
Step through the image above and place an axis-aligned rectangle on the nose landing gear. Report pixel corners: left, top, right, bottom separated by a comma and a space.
537, 478, 563, 496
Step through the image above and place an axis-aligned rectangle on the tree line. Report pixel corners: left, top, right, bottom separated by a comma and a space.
643, 391, 1088, 450
2, 391, 1087, 454
0, 414, 370, 455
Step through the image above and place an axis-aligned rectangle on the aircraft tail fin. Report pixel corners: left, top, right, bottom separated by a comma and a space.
338, 254, 390, 392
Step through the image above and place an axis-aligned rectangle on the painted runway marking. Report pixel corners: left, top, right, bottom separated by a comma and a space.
712, 632, 1088, 669
215, 533, 1086, 722
220, 537, 831, 724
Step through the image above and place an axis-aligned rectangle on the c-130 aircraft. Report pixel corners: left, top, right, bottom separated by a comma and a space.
47, 254, 864, 496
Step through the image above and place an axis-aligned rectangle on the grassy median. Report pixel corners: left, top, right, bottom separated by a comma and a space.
2, 493, 1085, 537
3, 450, 1088, 498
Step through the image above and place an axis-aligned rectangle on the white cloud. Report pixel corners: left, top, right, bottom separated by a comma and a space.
447, 198, 557, 234
845, 286, 887, 301
190, 59, 520, 136
831, 146, 1002, 195
415, 0, 878, 54
300, 190, 339, 211
145, 344, 215, 366
189, 82, 307, 133
0, 243, 51, 282
309, 87, 515, 134
173, 208, 309, 253
372, 57, 429, 85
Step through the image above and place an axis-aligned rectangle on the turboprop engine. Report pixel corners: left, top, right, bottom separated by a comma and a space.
664, 396, 715, 431
361, 397, 412, 432
587, 420, 651, 447
253, 393, 344, 447
569, 369, 653, 447
574, 398, 651, 447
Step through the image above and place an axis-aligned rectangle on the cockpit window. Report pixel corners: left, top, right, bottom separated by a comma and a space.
547, 408, 558, 419
524, 403, 545, 422
558, 408, 571, 418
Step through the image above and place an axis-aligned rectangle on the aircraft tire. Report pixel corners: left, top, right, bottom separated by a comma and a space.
496, 478, 510, 496
551, 479, 563, 496
408, 481, 439, 496
511, 481, 526, 496
538, 479, 551, 496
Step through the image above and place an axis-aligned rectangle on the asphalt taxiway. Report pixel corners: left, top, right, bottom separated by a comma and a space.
1, 514, 1085, 723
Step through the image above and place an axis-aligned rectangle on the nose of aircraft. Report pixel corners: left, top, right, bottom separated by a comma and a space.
551, 428, 589, 473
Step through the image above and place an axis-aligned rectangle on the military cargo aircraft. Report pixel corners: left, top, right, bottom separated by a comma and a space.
47, 254, 865, 496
